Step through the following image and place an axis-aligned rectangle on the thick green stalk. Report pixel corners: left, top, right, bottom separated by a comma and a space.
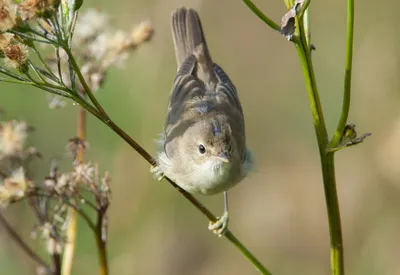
296, 13, 344, 275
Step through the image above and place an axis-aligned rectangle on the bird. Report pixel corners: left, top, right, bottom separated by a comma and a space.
152, 7, 252, 236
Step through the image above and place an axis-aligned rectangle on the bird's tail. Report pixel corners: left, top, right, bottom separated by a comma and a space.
171, 7, 216, 84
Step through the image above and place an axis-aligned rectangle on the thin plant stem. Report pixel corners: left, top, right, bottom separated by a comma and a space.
0, 212, 51, 272
52, 252, 62, 275
95, 208, 108, 275
297, 0, 311, 18
61, 107, 86, 275
31, 44, 58, 80
0, 78, 34, 85
242, 0, 280, 32
226, 230, 272, 274
8, 30, 52, 44
63, 47, 110, 120
329, 0, 354, 149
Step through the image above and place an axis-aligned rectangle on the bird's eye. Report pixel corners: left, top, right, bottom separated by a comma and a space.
198, 144, 206, 154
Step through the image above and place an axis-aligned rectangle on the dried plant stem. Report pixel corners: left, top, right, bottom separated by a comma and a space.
0, 212, 50, 272
63, 36, 271, 275
95, 208, 108, 275
61, 107, 86, 275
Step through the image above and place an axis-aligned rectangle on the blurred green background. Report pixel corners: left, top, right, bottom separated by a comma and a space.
2, 0, 400, 274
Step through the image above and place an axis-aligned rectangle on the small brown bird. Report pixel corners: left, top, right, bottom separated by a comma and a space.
153, 7, 252, 236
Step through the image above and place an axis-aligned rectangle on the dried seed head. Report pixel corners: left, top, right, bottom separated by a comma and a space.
0, 0, 17, 31
74, 8, 109, 42
47, 237, 62, 255
0, 120, 29, 157
54, 173, 71, 194
2, 167, 31, 201
131, 21, 153, 45
19, 0, 58, 20
4, 43, 29, 72
66, 136, 89, 158
0, 33, 14, 51
72, 162, 94, 183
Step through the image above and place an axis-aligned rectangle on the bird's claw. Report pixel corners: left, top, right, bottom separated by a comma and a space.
150, 165, 165, 181
208, 212, 229, 237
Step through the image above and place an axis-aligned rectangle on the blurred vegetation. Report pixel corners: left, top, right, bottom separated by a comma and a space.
1, 0, 400, 274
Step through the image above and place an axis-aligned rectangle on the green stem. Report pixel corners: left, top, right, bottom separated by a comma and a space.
63, 46, 110, 121
329, 0, 354, 148
32, 43, 59, 80
295, 13, 344, 275
0, 78, 34, 85
242, 0, 280, 32
28, 61, 47, 83
297, 0, 311, 18
226, 230, 272, 274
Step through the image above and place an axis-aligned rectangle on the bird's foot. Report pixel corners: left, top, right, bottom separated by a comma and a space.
150, 165, 164, 181
208, 211, 229, 237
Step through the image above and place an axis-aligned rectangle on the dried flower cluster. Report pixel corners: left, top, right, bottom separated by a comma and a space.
46, 8, 153, 106
0, 116, 37, 207
0, 1, 153, 108
0, 108, 111, 272
0, 0, 149, 273
0, 33, 29, 71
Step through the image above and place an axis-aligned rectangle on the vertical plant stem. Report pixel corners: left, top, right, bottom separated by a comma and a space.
329, 0, 354, 148
61, 107, 86, 275
295, 11, 344, 275
95, 209, 108, 275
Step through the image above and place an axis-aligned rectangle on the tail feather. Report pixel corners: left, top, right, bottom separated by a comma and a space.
171, 7, 217, 86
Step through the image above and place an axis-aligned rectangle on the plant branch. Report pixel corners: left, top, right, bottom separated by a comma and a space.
329, 0, 354, 149
95, 206, 108, 275
0, 212, 50, 272
63, 47, 110, 120
242, 0, 280, 32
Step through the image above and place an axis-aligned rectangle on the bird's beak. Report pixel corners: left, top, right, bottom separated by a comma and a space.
216, 151, 230, 163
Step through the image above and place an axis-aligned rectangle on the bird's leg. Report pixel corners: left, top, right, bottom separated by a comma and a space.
208, 191, 229, 237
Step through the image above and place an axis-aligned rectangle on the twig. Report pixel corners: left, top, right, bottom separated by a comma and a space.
95, 206, 109, 275
242, 0, 280, 32
0, 212, 50, 272
329, 0, 354, 149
